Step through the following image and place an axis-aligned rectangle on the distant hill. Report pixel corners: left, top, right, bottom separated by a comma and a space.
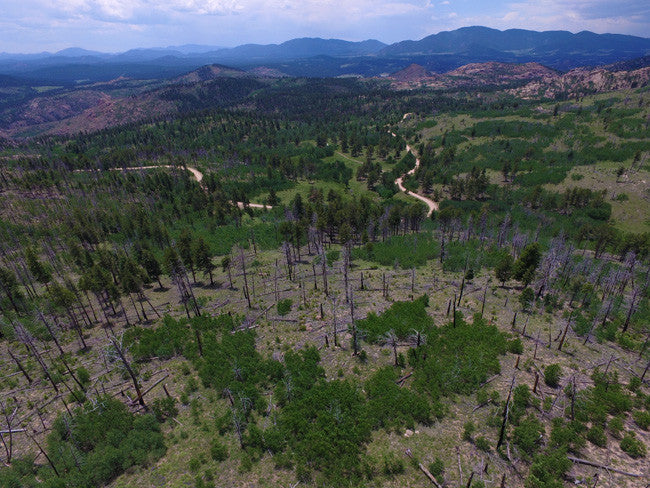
390, 64, 433, 82
388, 61, 558, 89
603, 55, 650, 72
174, 64, 248, 84
512, 64, 650, 99
202, 38, 387, 63
0, 28, 648, 87
379, 27, 650, 71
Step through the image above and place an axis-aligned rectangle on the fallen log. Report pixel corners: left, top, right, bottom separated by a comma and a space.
405, 449, 442, 488
567, 456, 644, 478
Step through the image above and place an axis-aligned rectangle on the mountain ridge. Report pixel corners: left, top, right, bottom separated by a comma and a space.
0, 28, 648, 83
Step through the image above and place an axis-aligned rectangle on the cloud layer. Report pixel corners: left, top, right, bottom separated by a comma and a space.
2, 0, 649, 52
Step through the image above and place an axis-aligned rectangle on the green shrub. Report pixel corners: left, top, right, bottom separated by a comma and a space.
277, 298, 293, 316
357, 295, 432, 342
608, 416, 624, 439
428, 457, 444, 482
508, 338, 523, 354
526, 448, 571, 488
463, 421, 476, 441
413, 315, 508, 399
586, 425, 607, 447
43, 397, 166, 488
544, 364, 562, 388
352, 233, 439, 268
549, 418, 586, 454
189, 456, 202, 472
513, 415, 544, 456
620, 432, 646, 458
152, 397, 178, 422
475, 436, 491, 452
365, 367, 431, 429
381, 452, 405, 477
210, 439, 228, 462
633, 410, 650, 430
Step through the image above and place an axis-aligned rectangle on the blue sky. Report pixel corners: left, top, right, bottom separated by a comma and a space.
2, 0, 649, 53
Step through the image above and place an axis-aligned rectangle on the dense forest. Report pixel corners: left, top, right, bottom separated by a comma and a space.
0, 72, 648, 488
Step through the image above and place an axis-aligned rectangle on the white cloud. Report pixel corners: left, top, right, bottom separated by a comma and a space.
2, 0, 648, 52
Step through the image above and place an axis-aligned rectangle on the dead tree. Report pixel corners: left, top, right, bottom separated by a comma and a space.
349, 286, 358, 356
383, 330, 400, 366
240, 247, 252, 309
0, 398, 18, 464
109, 335, 146, 409
329, 295, 339, 347
622, 286, 641, 333
342, 245, 351, 302
319, 245, 329, 296
496, 374, 516, 450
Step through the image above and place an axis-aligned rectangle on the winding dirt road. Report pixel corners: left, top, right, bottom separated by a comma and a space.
389, 129, 438, 217
102, 165, 272, 210
394, 144, 438, 217
95, 122, 437, 217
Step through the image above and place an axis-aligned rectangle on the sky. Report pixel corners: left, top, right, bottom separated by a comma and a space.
2, 0, 649, 53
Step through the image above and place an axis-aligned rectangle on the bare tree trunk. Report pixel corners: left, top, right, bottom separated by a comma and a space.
110, 335, 146, 409
496, 374, 516, 450
240, 248, 251, 309
7, 347, 32, 384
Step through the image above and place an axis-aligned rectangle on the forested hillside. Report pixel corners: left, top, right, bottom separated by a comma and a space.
0, 69, 648, 488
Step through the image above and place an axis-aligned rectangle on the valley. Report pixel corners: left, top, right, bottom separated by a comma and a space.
0, 31, 649, 488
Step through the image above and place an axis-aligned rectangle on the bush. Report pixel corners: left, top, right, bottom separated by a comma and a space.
513, 415, 544, 456
357, 295, 432, 342
608, 416, 624, 439
365, 367, 431, 429
277, 298, 293, 316
633, 410, 650, 430
586, 425, 607, 447
463, 421, 476, 441
428, 457, 444, 482
210, 439, 228, 462
152, 397, 178, 422
519, 287, 535, 311
475, 436, 491, 452
549, 418, 586, 454
544, 364, 562, 388
526, 448, 571, 488
413, 315, 508, 399
620, 432, 646, 458
508, 338, 523, 354
381, 452, 405, 477
44, 397, 166, 488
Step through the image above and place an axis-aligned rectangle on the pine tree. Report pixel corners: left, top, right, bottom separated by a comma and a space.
193, 237, 215, 285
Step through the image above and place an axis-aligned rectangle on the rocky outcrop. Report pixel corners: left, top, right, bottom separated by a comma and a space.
512, 66, 650, 99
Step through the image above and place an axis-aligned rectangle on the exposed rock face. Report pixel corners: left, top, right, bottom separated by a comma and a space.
512, 66, 650, 99
388, 59, 650, 98
389, 61, 558, 89
447, 62, 557, 81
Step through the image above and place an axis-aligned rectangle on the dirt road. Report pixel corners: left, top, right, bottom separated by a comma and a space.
103, 165, 272, 210
394, 145, 438, 217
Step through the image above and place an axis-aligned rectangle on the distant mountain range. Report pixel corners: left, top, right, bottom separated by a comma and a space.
0, 27, 648, 84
